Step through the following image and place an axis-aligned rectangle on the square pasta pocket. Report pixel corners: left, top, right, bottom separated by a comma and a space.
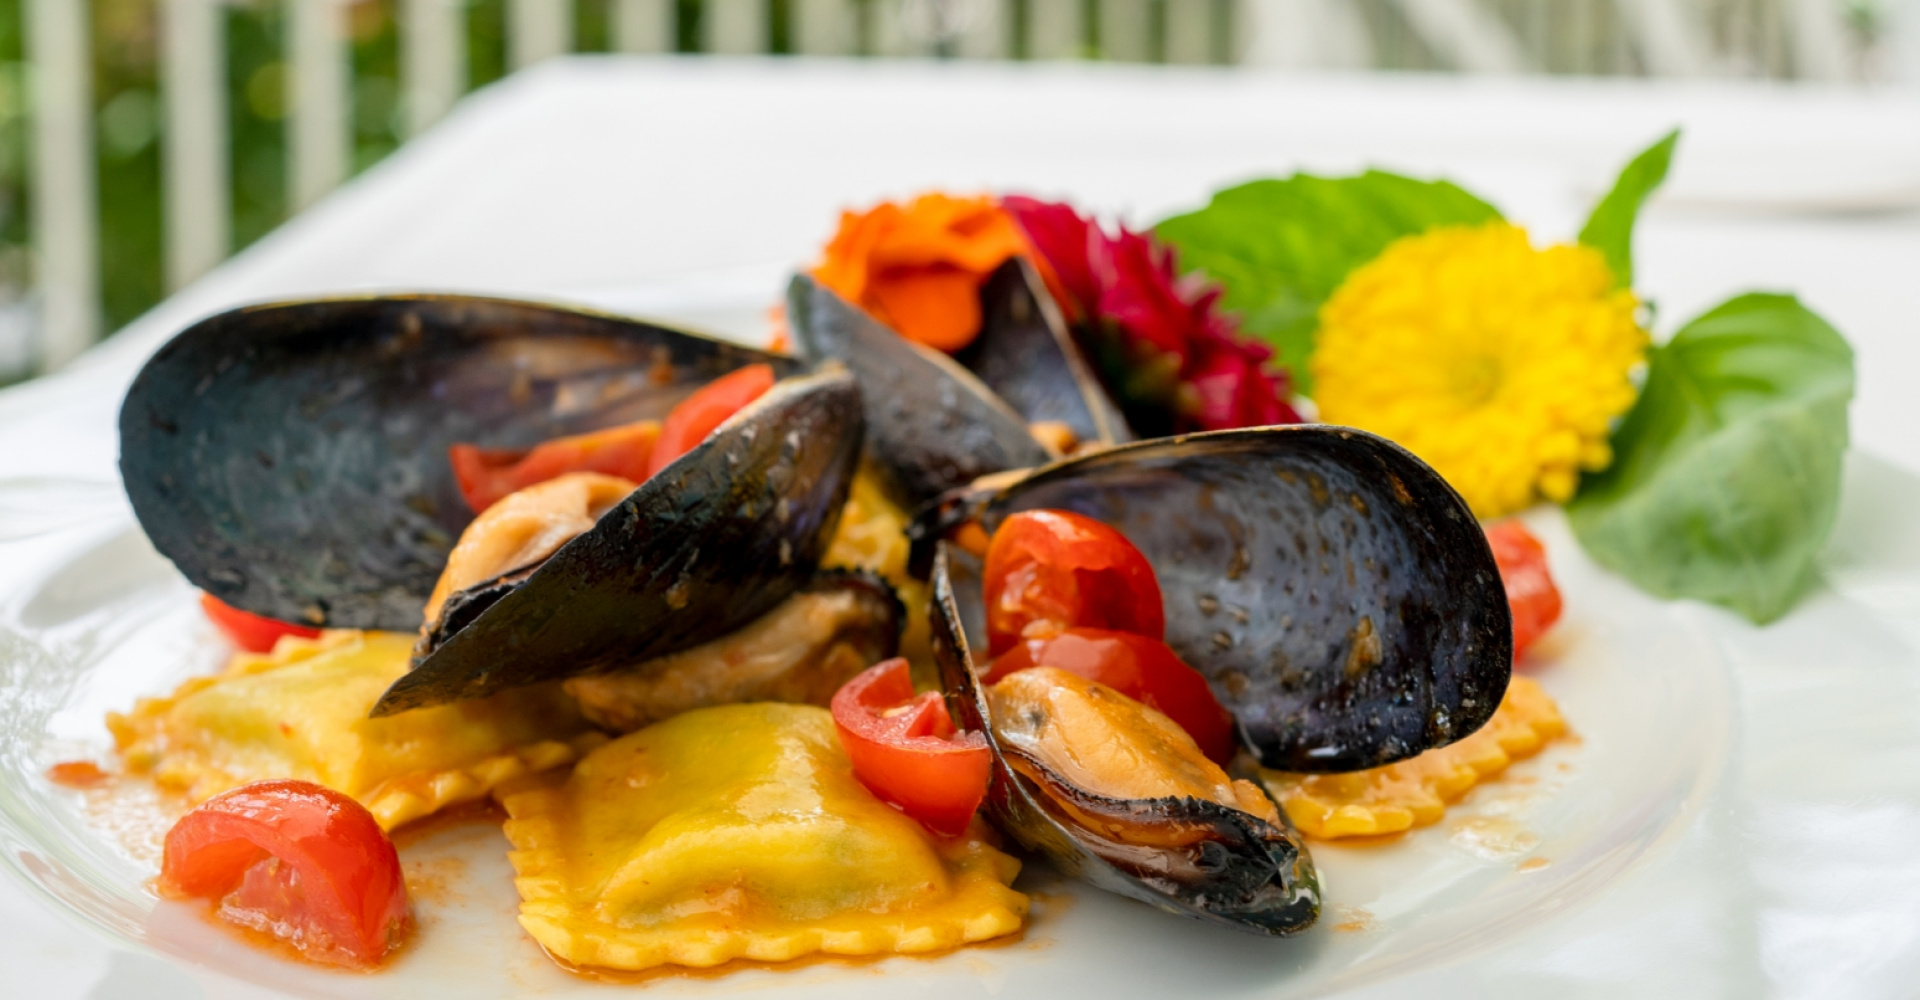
501, 702, 1027, 972
110, 630, 598, 829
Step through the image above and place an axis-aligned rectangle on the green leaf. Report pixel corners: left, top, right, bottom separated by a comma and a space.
1154, 171, 1501, 395
1578, 130, 1679, 288
1568, 293, 1854, 624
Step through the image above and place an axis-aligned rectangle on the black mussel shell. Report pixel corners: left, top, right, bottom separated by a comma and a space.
370, 366, 864, 715
913, 426, 1512, 773
787, 274, 1051, 507
932, 545, 1320, 935
120, 295, 798, 631
954, 259, 1133, 448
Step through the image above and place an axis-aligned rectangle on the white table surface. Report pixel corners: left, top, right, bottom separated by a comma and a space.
3, 57, 1919, 998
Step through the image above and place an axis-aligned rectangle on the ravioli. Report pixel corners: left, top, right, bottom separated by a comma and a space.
501, 702, 1027, 971
1257, 676, 1568, 839
109, 630, 596, 830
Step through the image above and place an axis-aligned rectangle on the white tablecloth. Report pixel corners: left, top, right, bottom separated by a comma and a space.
4, 58, 1919, 998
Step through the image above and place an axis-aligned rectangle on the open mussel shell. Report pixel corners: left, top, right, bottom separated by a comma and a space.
787, 265, 1128, 507
370, 366, 864, 715
120, 295, 799, 631
787, 273, 1047, 506
931, 545, 1320, 935
954, 259, 1133, 448
914, 426, 1512, 773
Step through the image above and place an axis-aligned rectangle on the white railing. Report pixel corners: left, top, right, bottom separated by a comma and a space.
5, 0, 1902, 381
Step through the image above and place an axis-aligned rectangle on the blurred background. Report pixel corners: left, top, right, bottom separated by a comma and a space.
0, 0, 1915, 387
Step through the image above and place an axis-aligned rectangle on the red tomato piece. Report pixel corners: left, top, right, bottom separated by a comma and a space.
982, 509, 1166, 656
1485, 520, 1563, 661
449, 420, 660, 514
830, 658, 992, 837
984, 627, 1239, 765
645, 363, 778, 478
200, 593, 322, 654
159, 779, 411, 969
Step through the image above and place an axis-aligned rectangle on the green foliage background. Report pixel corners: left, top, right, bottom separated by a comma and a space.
0, 0, 652, 343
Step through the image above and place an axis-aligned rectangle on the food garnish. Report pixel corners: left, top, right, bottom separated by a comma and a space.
982, 509, 1166, 655
830, 658, 992, 837
1259, 677, 1567, 840
645, 362, 776, 476
977, 508, 1233, 765
199, 594, 321, 654
1486, 520, 1564, 661
1154, 131, 1855, 623
449, 420, 660, 514
1002, 196, 1300, 434
159, 779, 412, 969
1311, 222, 1647, 519
501, 703, 1025, 972
813, 193, 1030, 352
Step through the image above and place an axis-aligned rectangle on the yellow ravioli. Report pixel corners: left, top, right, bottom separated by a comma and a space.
109, 630, 595, 830
501, 702, 1027, 972
1258, 676, 1568, 840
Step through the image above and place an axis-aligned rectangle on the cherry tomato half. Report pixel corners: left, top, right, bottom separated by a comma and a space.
1485, 520, 1563, 661
984, 627, 1238, 765
830, 658, 991, 837
159, 779, 411, 969
199, 593, 321, 654
645, 363, 777, 478
982, 509, 1165, 656
449, 419, 660, 514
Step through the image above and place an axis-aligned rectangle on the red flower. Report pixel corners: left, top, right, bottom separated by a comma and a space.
1001, 195, 1101, 322
1003, 197, 1299, 433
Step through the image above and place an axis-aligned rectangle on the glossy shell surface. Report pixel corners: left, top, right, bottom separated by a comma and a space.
932, 545, 1320, 935
954, 259, 1132, 448
373, 367, 864, 715
787, 274, 1050, 506
917, 426, 1512, 773
120, 295, 798, 631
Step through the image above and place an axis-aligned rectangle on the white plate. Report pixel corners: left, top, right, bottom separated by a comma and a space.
0, 286, 1734, 999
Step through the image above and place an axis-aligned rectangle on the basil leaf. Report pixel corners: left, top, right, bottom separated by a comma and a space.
1154, 171, 1501, 394
1568, 294, 1854, 624
1578, 129, 1680, 288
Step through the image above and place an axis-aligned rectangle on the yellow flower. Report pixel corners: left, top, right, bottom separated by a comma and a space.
1312, 222, 1647, 518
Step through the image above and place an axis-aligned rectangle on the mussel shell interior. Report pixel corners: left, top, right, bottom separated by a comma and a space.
931, 544, 1320, 936
786, 274, 1050, 507
119, 295, 798, 630
371, 366, 864, 715
945, 426, 1512, 773
955, 259, 1132, 448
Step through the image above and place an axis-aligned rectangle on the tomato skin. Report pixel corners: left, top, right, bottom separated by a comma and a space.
984, 628, 1238, 765
982, 510, 1165, 656
449, 420, 659, 514
645, 363, 777, 478
199, 594, 322, 654
1485, 521, 1563, 661
160, 779, 410, 969
830, 658, 992, 837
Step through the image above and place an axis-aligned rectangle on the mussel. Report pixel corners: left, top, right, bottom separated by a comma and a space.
922, 426, 1512, 933
934, 543, 1322, 935
119, 295, 866, 714
788, 260, 1130, 507
918, 426, 1513, 773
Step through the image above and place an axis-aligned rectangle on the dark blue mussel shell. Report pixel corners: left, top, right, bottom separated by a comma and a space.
118, 295, 862, 714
